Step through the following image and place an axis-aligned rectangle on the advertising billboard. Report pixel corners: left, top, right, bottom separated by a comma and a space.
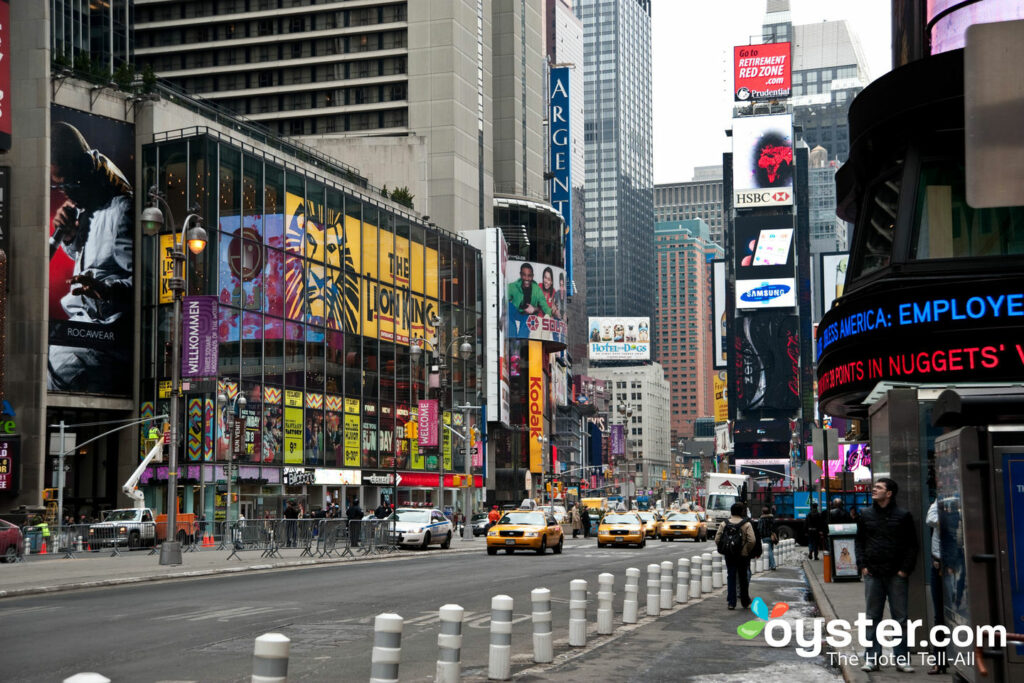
734, 313, 800, 411
48, 106, 134, 395
819, 252, 848, 316
587, 317, 651, 361
713, 260, 727, 368
506, 260, 567, 345
529, 341, 544, 473
466, 228, 510, 426
181, 295, 218, 378
732, 114, 794, 209
733, 42, 791, 101
734, 214, 795, 310
550, 66, 573, 292
714, 371, 729, 423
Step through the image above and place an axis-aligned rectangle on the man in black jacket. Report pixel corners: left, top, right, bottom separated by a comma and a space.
805, 502, 823, 560
855, 478, 918, 673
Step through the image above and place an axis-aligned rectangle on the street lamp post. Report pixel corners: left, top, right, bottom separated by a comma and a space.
141, 187, 208, 566
218, 388, 247, 525
616, 403, 634, 503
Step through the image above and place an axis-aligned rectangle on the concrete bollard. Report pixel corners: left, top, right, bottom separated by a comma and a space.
488, 595, 514, 680
660, 560, 674, 610
690, 556, 702, 599
721, 555, 728, 586
252, 632, 290, 683
531, 588, 553, 663
597, 573, 614, 635
711, 555, 723, 589
569, 579, 588, 647
753, 549, 762, 574
623, 567, 640, 623
64, 675, 110, 683
646, 563, 661, 617
436, 604, 464, 683
676, 558, 690, 603
701, 554, 713, 593
370, 615, 402, 683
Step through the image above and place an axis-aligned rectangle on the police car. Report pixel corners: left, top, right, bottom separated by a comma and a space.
389, 507, 454, 549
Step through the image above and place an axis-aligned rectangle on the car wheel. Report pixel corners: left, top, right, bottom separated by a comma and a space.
420, 532, 431, 550
536, 537, 547, 555
487, 547, 498, 555
640, 538, 646, 549
127, 531, 141, 549
660, 536, 667, 542
441, 532, 452, 549
597, 541, 606, 548
4, 545, 17, 563
775, 525, 795, 541
553, 537, 563, 554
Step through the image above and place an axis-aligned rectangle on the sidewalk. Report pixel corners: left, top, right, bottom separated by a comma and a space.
0, 539, 481, 599
804, 557, 941, 682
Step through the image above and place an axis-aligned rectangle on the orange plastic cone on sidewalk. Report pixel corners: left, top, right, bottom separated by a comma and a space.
203, 533, 214, 548
823, 550, 832, 583
40, 539, 47, 555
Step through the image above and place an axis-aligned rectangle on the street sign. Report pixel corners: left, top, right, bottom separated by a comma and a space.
230, 418, 244, 456
798, 460, 823, 482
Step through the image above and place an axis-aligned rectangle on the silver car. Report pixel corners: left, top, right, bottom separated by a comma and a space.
389, 508, 454, 549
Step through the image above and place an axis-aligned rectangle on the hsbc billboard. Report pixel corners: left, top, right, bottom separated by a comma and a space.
732, 114, 794, 209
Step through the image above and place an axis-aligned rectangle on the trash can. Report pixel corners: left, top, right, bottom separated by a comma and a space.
827, 523, 859, 581
25, 527, 41, 553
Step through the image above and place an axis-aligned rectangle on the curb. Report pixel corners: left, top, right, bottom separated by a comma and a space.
0, 543, 481, 600
802, 559, 869, 683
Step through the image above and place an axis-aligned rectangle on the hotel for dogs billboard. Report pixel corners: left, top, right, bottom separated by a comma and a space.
588, 317, 651, 361
48, 106, 134, 396
732, 114, 794, 209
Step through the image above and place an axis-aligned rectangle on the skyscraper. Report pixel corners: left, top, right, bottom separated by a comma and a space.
654, 167, 725, 248
576, 0, 654, 319
653, 219, 722, 441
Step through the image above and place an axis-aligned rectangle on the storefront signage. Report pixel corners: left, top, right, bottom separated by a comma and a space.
817, 276, 1024, 414
343, 398, 360, 467
312, 468, 361, 486
442, 412, 453, 472
363, 471, 404, 486
159, 234, 174, 304
417, 399, 439, 447
0, 435, 17, 492
283, 467, 315, 486
181, 295, 218, 378
529, 340, 544, 473
283, 390, 303, 464
733, 42, 791, 101
610, 424, 625, 457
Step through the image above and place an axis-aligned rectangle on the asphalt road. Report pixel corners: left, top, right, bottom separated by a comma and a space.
0, 537, 830, 682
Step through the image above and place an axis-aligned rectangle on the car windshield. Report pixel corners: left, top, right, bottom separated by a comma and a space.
500, 512, 545, 525
472, 513, 489, 522
637, 512, 656, 522
603, 514, 640, 524
103, 510, 140, 522
707, 495, 737, 512
394, 510, 431, 524
669, 513, 700, 522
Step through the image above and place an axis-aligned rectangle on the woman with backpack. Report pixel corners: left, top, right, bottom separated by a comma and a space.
714, 502, 758, 610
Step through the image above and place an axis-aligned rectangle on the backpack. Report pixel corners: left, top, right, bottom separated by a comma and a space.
717, 520, 746, 557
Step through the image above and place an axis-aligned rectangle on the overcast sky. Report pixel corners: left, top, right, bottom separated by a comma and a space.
652, 0, 892, 183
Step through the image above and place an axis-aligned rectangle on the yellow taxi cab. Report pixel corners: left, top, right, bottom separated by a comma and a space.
486, 505, 564, 555
657, 511, 708, 542
597, 512, 646, 548
635, 510, 661, 539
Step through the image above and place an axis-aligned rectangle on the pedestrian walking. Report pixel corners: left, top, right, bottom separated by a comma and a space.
828, 497, 853, 525
580, 506, 592, 538
805, 502, 823, 560
346, 498, 365, 546
715, 502, 757, 610
283, 499, 300, 547
856, 478, 918, 673
759, 505, 777, 570
375, 502, 389, 520
570, 504, 582, 539
926, 497, 947, 674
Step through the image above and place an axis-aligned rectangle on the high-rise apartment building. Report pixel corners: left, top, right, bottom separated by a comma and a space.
576, 0, 654, 319
653, 167, 725, 248
653, 219, 722, 441
51, 0, 133, 73
133, 0, 499, 235
762, 1, 870, 164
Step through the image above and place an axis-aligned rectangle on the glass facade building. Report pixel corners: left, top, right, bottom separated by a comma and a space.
139, 130, 482, 517
576, 0, 654, 319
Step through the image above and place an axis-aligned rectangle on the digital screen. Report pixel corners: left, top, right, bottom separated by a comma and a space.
751, 229, 794, 266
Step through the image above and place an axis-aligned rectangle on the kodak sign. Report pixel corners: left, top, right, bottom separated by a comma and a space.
529, 341, 544, 473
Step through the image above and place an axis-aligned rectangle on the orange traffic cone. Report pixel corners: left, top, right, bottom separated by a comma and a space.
203, 533, 214, 548
40, 539, 47, 554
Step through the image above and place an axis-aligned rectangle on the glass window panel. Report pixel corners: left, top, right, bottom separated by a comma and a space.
218, 233, 242, 307
284, 171, 305, 255
306, 334, 325, 393
264, 247, 285, 316
325, 187, 345, 269
218, 305, 240, 380
305, 180, 325, 263
240, 239, 263, 311
219, 146, 242, 231
241, 311, 262, 378
263, 316, 283, 385
262, 390, 283, 464
852, 173, 901, 278
242, 154, 263, 240
326, 329, 344, 395
305, 403, 324, 466
240, 380, 263, 463
306, 261, 326, 326
284, 254, 305, 320
345, 193, 362, 276
265, 165, 285, 248
284, 321, 304, 388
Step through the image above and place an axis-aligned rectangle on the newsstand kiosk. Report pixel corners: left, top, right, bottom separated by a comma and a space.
827, 523, 859, 581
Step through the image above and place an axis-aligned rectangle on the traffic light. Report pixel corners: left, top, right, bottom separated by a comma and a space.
406, 420, 418, 440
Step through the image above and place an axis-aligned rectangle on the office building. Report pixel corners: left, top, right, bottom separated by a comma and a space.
576, 0, 654, 319
587, 363, 670, 504
653, 219, 722, 441
51, 0, 133, 73
653, 168, 725, 248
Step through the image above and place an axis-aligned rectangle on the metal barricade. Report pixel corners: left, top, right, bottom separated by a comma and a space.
316, 519, 352, 558
54, 523, 92, 558
183, 521, 204, 553
226, 520, 277, 561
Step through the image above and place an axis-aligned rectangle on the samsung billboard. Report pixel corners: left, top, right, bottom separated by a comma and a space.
734, 215, 795, 310
588, 317, 651, 361
732, 114, 794, 209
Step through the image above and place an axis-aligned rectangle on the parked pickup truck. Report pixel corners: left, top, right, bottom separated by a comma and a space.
88, 508, 196, 549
